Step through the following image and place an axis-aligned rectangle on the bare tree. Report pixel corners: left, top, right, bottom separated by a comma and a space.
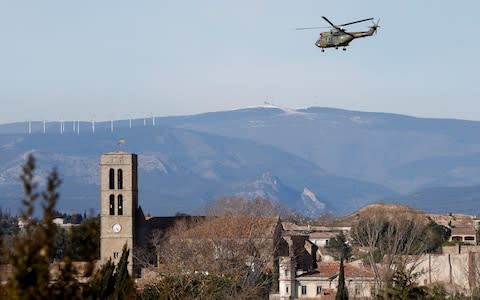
145, 197, 285, 299
350, 205, 428, 298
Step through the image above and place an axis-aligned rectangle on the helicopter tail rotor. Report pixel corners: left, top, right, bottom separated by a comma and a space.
370, 19, 380, 34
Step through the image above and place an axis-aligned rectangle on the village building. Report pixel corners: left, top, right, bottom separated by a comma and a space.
282, 222, 351, 237
449, 226, 477, 244
308, 231, 339, 248
429, 213, 480, 245
271, 258, 375, 300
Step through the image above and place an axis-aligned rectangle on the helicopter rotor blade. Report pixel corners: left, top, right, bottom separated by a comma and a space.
339, 18, 373, 27
295, 26, 330, 30
322, 16, 340, 29
321, 16, 354, 37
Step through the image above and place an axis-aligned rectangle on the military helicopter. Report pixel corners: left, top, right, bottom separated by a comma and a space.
296, 16, 379, 52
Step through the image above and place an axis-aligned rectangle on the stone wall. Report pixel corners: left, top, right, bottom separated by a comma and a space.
442, 245, 480, 255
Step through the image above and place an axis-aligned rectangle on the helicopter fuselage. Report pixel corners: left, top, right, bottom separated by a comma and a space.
315, 27, 377, 49
316, 30, 354, 48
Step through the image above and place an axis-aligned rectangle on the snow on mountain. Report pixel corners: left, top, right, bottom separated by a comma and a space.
233, 172, 282, 201
230, 174, 330, 215
300, 187, 326, 217
240, 103, 314, 117
349, 115, 371, 125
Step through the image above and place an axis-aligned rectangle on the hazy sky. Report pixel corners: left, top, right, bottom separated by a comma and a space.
1, 1, 479, 124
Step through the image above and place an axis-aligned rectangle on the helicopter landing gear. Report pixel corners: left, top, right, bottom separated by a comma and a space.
321, 49, 325, 52
343, 47, 347, 51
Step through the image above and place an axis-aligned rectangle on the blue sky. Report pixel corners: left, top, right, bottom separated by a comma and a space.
1, 1, 479, 124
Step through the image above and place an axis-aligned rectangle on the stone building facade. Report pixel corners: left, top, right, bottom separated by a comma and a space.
100, 151, 138, 274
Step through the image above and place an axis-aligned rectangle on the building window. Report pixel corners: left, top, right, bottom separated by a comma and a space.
301, 285, 307, 295
465, 236, 475, 241
109, 168, 115, 189
118, 195, 123, 215
355, 284, 361, 295
285, 270, 289, 277
109, 195, 115, 215
316, 285, 322, 295
286, 286, 289, 294
113, 252, 119, 259
117, 169, 123, 190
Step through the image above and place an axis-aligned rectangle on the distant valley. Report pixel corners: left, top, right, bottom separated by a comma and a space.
1, 106, 480, 216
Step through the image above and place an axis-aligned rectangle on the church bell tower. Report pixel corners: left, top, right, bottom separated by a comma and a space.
100, 151, 138, 274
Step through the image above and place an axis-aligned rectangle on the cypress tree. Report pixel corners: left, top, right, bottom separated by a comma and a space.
336, 258, 349, 300
113, 244, 135, 299
328, 232, 351, 300
89, 259, 116, 299
5, 155, 62, 300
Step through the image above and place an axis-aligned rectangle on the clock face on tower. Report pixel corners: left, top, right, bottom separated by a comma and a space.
112, 223, 122, 233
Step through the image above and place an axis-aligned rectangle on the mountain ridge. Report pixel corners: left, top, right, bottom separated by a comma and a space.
1, 106, 479, 215
0, 124, 393, 216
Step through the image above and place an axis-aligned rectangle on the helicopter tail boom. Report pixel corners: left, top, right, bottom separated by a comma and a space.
351, 19, 380, 38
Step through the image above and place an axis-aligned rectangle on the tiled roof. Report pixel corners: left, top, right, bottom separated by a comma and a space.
451, 226, 476, 236
298, 262, 374, 279
309, 231, 339, 239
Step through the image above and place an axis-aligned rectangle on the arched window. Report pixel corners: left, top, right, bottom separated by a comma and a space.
118, 195, 123, 215
109, 168, 115, 189
117, 169, 123, 190
109, 194, 115, 215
